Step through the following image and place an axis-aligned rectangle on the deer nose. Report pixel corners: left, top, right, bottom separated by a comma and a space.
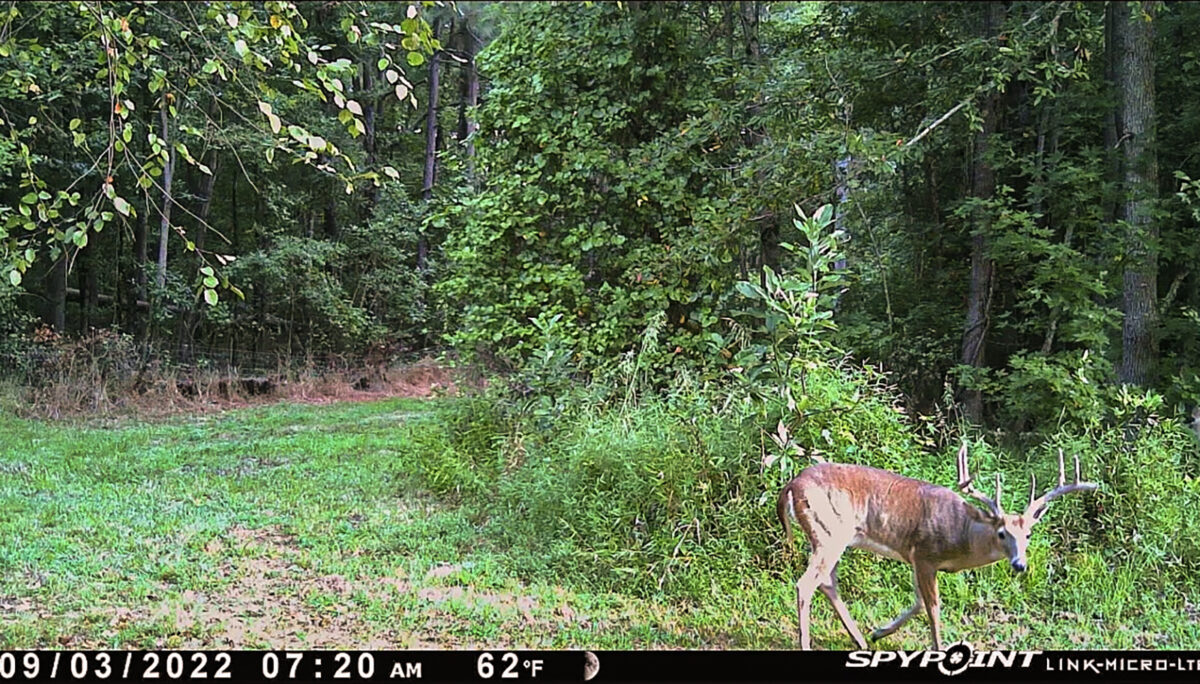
1011, 560, 1027, 572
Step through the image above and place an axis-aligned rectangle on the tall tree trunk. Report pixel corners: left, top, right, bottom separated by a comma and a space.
456, 13, 481, 182
47, 253, 66, 333
78, 244, 98, 334
362, 62, 380, 215
419, 21, 443, 272
960, 1, 1004, 424
132, 195, 149, 339
322, 158, 338, 240
156, 102, 175, 291
1114, 1, 1160, 386
180, 151, 220, 361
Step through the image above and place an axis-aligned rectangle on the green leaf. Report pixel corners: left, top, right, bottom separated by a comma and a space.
377, 57, 389, 71
113, 196, 131, 216
204, 288, 218, 306
406, 51, 425, 67
203, 275, 219, 288
9, 270, 21, 287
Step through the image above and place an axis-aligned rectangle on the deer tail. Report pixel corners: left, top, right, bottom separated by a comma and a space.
777, 486, 795, 546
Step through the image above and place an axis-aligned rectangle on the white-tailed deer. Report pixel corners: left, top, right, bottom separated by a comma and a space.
777, 444, 1098, 650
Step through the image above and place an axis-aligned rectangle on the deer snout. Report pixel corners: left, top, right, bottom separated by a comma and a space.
1010, 559, 1027, 572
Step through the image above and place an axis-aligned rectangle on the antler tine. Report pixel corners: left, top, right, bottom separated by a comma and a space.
1024, 451, 1100, 521
955, 441, 1004, 518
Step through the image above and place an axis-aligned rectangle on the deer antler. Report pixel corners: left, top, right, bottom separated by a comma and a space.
956, 442, 1004, 518
1024, 448, 1099, 521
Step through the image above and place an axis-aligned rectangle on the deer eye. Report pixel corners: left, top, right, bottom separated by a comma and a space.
997, 530, 1007, 540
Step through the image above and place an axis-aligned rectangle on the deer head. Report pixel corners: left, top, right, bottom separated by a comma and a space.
957, 444, 1098, 572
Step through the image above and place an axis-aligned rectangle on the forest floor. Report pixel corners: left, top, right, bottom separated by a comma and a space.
1, 397, 1195, 650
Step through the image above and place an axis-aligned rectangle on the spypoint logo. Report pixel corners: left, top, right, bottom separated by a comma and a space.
845, 643, 1040, 676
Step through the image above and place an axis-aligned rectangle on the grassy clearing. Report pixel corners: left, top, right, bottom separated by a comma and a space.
1, 398, 1196, 649
0, 399, 756, 649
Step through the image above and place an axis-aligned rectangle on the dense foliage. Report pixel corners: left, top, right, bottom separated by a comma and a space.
4, 1, 1200, 428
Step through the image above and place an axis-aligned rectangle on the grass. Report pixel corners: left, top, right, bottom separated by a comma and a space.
1, 397, 1196, 649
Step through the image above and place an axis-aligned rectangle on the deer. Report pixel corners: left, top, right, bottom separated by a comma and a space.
776, 443, 1099, 650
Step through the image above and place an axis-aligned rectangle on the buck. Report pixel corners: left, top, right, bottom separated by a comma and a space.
777, 444, 1099, 650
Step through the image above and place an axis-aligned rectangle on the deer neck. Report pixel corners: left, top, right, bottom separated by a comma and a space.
945, 508, 1006, 571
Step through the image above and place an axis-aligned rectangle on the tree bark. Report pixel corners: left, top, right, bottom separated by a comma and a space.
419, 21, 443, 272
362, 60, 380, 214
132, 194, 149, 339
1114, 1, 1160, 386
180, 150, 220, 360
960, 1, 1004, 424
78, 243, 98, 334
456, 13, 481, 181
47, 253, 66, 333
156, 102, 175, 291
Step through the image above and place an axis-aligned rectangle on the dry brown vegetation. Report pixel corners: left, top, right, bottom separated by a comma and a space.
0, 328, 477, 420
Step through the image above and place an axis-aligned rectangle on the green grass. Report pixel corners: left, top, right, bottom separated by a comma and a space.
1, 398, 1196, 649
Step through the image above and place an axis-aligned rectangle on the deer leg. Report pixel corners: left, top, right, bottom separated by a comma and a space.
870, 565, 924, 641
796, 538, 851, 650
818, 563, 868, 649
914, 562, 943, 650
795, 557, 823, 650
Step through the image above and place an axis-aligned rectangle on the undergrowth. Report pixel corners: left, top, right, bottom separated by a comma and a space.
402, 368, 1200, 647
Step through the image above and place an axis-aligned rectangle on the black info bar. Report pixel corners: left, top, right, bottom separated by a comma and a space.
1, 648, 1197, 683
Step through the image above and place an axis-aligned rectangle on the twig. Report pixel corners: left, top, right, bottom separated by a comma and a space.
906, 99, 970, 148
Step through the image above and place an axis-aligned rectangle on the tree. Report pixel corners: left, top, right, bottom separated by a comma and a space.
960, 1, 1005, 423
1113, 1, 1160, 386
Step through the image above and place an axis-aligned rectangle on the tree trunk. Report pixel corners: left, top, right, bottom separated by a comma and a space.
132, 195, 149, 339
457, 13, 481, 181
362, 61, 380, 214
47, 253, 66, 333
156, 102, 175, 291
419, 21, 443, 272
180, 151, 220, 361
960, 1, 1004, 424
1114, 1, 1159, 386
78, 243, 99, 334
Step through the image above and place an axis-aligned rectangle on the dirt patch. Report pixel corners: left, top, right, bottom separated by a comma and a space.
425, 563, 463, 580
6, 521, 586, 650
122, 526, 414, 649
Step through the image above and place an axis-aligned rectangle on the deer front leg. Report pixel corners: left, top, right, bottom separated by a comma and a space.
869, 565, 923, 642
914, 561, 942, 650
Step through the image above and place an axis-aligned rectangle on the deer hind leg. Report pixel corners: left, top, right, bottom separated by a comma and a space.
796, 536, 855, 650
818, 562, 868, 649
870, 565, 924, 642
